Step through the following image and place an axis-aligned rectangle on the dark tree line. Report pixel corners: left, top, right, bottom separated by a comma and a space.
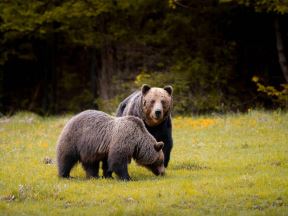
0, 0, 287, 115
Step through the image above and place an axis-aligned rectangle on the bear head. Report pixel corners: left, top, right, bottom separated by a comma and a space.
141, 141, 165, 176
125, 116, 165, 176
141, 84, 173, 127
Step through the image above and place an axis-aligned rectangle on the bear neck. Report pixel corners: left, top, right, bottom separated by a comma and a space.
133, 138, 157, 165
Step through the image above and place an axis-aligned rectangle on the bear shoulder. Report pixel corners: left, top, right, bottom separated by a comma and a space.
125, 115, 145, 127
117, 115, 146, 131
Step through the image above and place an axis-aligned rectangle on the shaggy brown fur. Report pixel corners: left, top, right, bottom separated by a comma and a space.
116, 84, 173, 167
121, 85, 173, 127
56, 110, 165, 181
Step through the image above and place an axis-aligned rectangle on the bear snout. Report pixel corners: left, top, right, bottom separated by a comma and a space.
146, 163, 165, 176
158, 165, 165, 176
155, 110, 162, 118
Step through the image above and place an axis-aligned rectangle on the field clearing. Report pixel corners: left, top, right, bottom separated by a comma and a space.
0, 110, 288, 215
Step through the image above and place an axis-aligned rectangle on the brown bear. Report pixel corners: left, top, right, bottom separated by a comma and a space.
56, 110, 165, 181
116, 84, 173, 167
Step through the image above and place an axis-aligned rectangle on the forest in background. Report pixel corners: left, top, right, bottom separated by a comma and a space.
0, 0, 288, 115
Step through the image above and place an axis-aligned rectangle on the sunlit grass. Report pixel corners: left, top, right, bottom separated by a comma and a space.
0, 110, 287, 215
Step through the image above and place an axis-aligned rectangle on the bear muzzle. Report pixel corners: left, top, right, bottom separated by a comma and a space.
152, 164, 165, 176
145, 164, 165, 176
158, 165, 165, 176
155, 110, 162, 119
150, 109, 163, 122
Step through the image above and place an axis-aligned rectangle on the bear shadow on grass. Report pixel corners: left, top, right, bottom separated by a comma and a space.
62, 175, 165, 182
61, 163, 166, 182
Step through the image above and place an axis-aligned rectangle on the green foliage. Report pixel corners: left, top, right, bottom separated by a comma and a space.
95, 96, 121, 115
225, 0, 288, 14
65, 89, 94, 112
252, 76, 288, 108
96, 75, 139, 114
0, 111, 288, 215
135, 56, 234, 114
0, 1, 114, 47
55, 70, 95, 113
0, 0, 286, 114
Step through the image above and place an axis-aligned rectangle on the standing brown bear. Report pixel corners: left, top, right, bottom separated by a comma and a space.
56, 110, 165, 181
116, 84, 173, 167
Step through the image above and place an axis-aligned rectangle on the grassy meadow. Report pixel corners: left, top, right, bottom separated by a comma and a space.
0, 110, 288, 215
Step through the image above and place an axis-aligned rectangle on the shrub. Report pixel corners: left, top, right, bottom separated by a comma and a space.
252, 76, 288, 108
134, 57, 233, 114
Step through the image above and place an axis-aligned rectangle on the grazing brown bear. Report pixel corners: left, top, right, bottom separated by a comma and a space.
116, 84, 173, 167
56, 110, 165, 181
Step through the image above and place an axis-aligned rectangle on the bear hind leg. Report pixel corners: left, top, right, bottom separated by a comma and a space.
58, 155, 78, 178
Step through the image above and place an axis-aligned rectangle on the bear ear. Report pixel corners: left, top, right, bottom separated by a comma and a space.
154, 141, 164, 152
141, 84, 151, 95
164, 85, 173, 96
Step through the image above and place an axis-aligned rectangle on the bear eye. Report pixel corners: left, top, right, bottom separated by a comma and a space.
151, 100, 155, 104
161, 100, 166, 105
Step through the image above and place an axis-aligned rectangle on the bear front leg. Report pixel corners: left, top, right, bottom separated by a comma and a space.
164, 117, 173, 167
108, 147, 132, 181
148, 118, 173, 168
163, 139, 172, 168
113, 163, 131, 181
108, 159, 131, 181
82, 161, 100, 178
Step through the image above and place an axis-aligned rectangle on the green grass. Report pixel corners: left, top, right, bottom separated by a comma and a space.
0, 110, 288, 215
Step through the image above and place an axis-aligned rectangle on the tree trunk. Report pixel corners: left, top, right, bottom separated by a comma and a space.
49, 30, 57, 113
96, 14, 116, 100
99, 43, 115, 100
90, 46, 99, 109
0, 66, 3, 114
40, 30, 57, 113
274, 16, 288, 83
41, 39, 49, 112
